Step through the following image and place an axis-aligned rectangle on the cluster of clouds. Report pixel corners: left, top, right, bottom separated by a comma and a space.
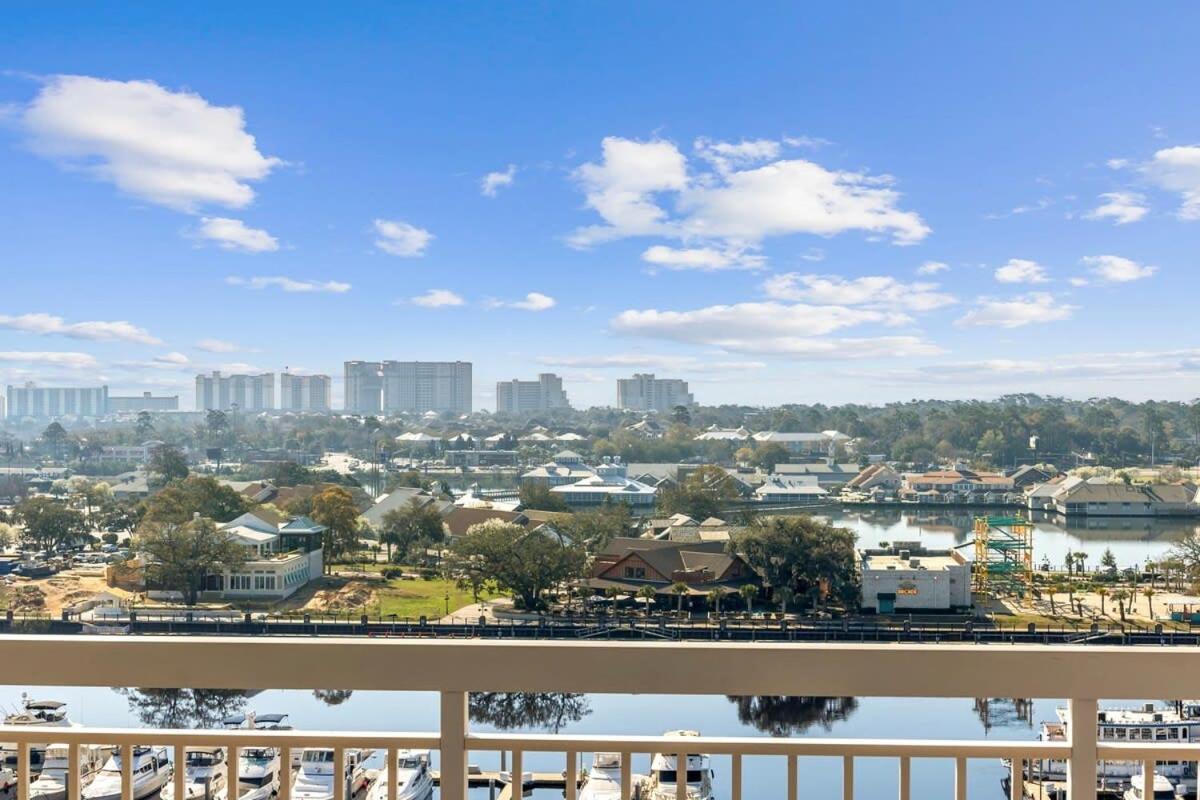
405, 290, 557, 311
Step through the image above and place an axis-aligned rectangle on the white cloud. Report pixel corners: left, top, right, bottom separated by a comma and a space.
480, 164, 517, 197
0, 351, 98, 369
21, 75, 280, 211
197, 217, 279, 252
225, 276, 350, 293
489, 292, 556, 311
537, 354, 766, 373
1106, 158, 1130, 170
1080, 254, 1157, 284
0, 312, 160, 344
373, 219, 434, 257
641, 245, 764, 272
875, 348, 1200, 385
762, 274, 956, 312
983, 198, 1052, 219
956, 293, 1075, 328
994, 258, 1049, 284
568, 136, 928, 253
917, 260, 949, 275
117, 351, 193, 371
1083, 192, 1148, 225
409, 289, 465, 308
1141, 145, 1200, 219
195, 338, 244, 353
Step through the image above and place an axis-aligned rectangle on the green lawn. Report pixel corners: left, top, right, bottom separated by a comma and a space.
370, 577, 501, 620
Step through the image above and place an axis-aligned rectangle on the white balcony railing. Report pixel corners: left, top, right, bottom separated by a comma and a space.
2, 636, 1200, 799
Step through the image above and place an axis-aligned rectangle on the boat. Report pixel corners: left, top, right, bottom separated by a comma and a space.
82, 746, 171, 800
223, 712, 299, 770
1, 765, 17, 794
364, 750, 433, 800
1124, 772, 1180, 800
29, 743, 113, 800
579, 753, 627, 800
3, 697, 74, 728
160, 747, 228, 800
642, 731, 714, 800
234, 746, 281, 800
291, 748, 374, 800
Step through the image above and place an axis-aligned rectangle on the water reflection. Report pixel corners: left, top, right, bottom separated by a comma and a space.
469, 693, 590, 733
312, 689, 354, 706
725, 696, 857, 736
115, 688, 248, 728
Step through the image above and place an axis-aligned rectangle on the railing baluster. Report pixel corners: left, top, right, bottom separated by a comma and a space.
121, 744, 134, 800
565, 751, 578, 800
954, 756, 967, 800
228, 743, 240, 800
620, 751, 632, 800
17, 742, 30, 800
787, 754, 798, 800
1143, 759, 1155, 800
897, 756, 910, 800
439, 692, 469, 800
385, 748, 397, 800
843, 755, 853, 800
676, 751, 688, 800
279, 747, 291, 800
67, 742, 81, 800
511, 749, 523, 800
1009, 755, 1022, 800
1068, 699, 1099, 800
332, 746, 345, 800
173, 744, 186, 800
731, 753, 742, 800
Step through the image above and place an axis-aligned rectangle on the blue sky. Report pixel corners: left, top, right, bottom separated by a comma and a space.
2, 3, 1199, 410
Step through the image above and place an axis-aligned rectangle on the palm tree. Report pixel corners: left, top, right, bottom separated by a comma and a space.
1046, 581, 1062, 615
775, 586, 795, 614
1063, 550, 1075, 577
1066, 579, 1076, 613
707, 587, 727, 616
739, 583, 757, 612
1074, 552, 1088, 576
1113, 589, 1130, 621
1143, 587, 1156, 619
1095, 585, 1109, 616
637, 585, 657, 616
671, 582, 689, 614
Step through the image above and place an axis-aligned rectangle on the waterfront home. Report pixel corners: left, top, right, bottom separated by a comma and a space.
844, 463, 903, 494
361, 487, 448, 532
585, 537, 758, 603
859, 542, 971, 614
692, 426, 751, 442
520, 450, 596, 487
550, 457, 658, 507
754, 476, 830, 504
1050, 478, 1198, 517
750, 430, 850, 457
1007, 464, 1055, 490
900, 467, 1016, 504
771, 462, 860, 488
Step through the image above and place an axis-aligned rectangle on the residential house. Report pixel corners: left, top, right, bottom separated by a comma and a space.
1050, 478, 1198, 517
772, 462, 861, 489
900, 467, 1017, 505
521, 451, 596, 487
1008, 464, 1055, 490
754, 475, 830, 504
184, 512, 326, 600
693, 426, 751, 442
586, 537, 758, 601
751, 430, 850, 457
844, 464, 903, 499
550, 457, 658, 507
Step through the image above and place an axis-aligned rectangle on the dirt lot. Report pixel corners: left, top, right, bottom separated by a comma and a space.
2, 571, 131, 614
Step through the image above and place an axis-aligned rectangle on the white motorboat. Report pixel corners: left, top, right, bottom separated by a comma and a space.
223, 711, 299, 769
30, 743, 113, 800
642, 732, 714, 800
160, 747, 227, 800
292, 748, 374, 800
1124, 772, 1180, 800
579, 753, 637, 800
364, 750, 433, 800
235, 746, 281, 800
3, 698, 73, 728
83, 746, 171, 800
0, 765, 17, 794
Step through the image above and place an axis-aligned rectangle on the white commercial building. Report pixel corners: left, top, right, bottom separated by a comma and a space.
383, 360, 472, 414
344, 361, 384, 414
204, 513, 326, 600
616, 374, 693, 412
495, 373, 570, 413
107, 392, 180, 412
550, 457, 658, 507
5, 383, 108, 418
859, 542, 971, 613
195, 372, 275, 411
281, 373, 332, 412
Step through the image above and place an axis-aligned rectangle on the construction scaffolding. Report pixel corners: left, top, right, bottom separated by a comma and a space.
972, 515, 1034, 598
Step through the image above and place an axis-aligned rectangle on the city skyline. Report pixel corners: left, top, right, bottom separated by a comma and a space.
2, 5, 1200, 409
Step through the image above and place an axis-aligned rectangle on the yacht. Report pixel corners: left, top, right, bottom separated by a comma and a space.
1124, 773, 1181, 800
642, 732, 714, 800
235, 746, 281, 800
291, 748, 374, 800
578, 753, 628, 800
1, 765, 17, 794
30, 744, 113, 800
223, 712, 299, 769
364, 750, 433, 800
3, 698, 74, 728
160, 747, 227, 800
82, 746, 172, 800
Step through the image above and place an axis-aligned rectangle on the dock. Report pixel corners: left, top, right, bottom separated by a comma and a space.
431, 769, 579, 799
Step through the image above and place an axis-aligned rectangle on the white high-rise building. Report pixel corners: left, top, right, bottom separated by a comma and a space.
616, 373, 694, 412
382, 361, 472, 414
281, 373, 332, 412
5, 383, 108, 418
195, 372, 275, 411
343, 361, 384, 414
495, 373, 570, 414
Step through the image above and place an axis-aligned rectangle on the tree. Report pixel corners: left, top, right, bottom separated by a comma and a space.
16, 497, 87, 549
657, 465, 741, 521
752, 443, 791, 473
739, 583, 758, 611
0, 522, 15, 551
671, 405, 692, 425
141, 476, 248, 525
379, 498, 445, 563
135, 412, 155, 439
117, 688, 247, 729
733, 515, 859, 611
727, 696, 857, 737
1112, 589, 1130, 621
135, 518, 247, 605
518, 483, 571, 513
671, 581, 689, 613
206, 410, 229, 439
148, 446, 189, 487
1074, 552, 1088, 576
469, 693, 590, 734
1045, 581, 1062, 615
707, 587, 727, 615
556, 504, 631, 551
310, 486, 364, 568
1095, 586, 1109, 616
1101, 548, 1118, 575
41, 422, 71, 460
443, 519, 585, 611
1169, 532, 1200, 581
1143, 587, 1156, 619
637, 585, 657, 615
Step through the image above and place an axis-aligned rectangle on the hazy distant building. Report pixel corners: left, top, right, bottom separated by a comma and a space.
107, 392, 180, 412
5, 383, 108, 418
281, 373, 332, 412
382, 361, 472, 414
195, 372, 275, 412
616, 374, 693, 412
495, 373, 570, 414
344, 361, 384, 414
